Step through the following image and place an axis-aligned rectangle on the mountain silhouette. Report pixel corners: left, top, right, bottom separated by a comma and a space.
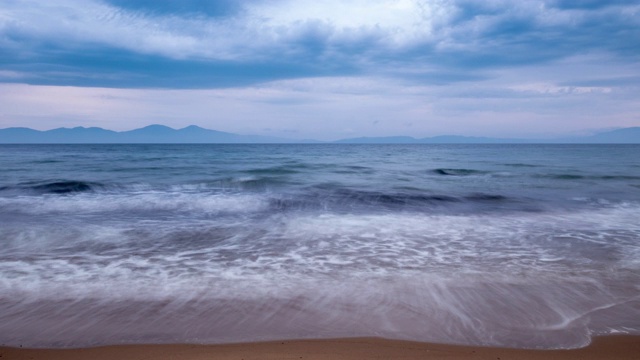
0, 125, 639, 143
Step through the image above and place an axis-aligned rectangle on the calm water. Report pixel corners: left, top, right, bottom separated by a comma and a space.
0, 144, 639, 348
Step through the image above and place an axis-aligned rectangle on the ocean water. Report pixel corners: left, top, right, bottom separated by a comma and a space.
0, 144, 639, 349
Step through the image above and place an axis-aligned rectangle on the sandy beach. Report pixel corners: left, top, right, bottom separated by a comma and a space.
2, 336, 638, 360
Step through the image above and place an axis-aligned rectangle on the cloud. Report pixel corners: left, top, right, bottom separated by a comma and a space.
0, 70, 28, 80
102, 0, 249, 17
552, 0, 638, 10
560, 76, 640, 88
510, 83, 613, 95
0, 0, 638, 88
436, 0, 640, 68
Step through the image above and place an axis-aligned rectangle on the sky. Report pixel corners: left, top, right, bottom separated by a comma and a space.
0, 0, 639, 140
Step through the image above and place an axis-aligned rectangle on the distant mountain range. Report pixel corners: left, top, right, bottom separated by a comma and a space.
335, 127, 640, 144
0, 125, 639, 144
0, 125, 299, 144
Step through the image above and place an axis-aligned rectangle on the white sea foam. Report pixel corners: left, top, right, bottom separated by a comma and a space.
0, 191, 268, 215
1, 204, 638, 300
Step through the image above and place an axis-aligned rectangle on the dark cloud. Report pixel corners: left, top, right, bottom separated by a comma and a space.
437, 0, 640, 71
101, 0, 249, 17
282, 20, 335, 59
0, 45, 358, 88
448, 1, 506, 25
551, 0, 638, 10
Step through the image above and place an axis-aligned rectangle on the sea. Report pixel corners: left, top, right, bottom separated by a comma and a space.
0, 144, 639, 349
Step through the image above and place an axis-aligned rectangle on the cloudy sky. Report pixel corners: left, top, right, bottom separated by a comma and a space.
0, 0, 638, 140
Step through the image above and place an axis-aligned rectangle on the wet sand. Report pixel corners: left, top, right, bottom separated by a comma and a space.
2, 336, 638, 360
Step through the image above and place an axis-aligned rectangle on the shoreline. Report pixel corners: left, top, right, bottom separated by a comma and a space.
2, 335, 638, 360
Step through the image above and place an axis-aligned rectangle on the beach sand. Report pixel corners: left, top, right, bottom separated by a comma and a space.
1, 336, 638, 360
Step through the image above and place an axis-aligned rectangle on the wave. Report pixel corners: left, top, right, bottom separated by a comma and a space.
0, 178, 545, 215
203, 176, 290, 191
3, 203, 639, 275
0, 190, 268, 216
536, 174, 640, 181
267, 187, 517, 213
431, 168, 488, 176
0, 180, 104, 194
597, 175, 640, 180
0, 178, 633, 217
503, 163, 540, 168
0, 185, 529, 218
0, 176, 290, 196
332, 165, 376, 174
245, 166, 301, 175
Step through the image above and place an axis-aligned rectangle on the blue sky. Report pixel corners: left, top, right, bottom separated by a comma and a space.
0, 0, 638, 140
